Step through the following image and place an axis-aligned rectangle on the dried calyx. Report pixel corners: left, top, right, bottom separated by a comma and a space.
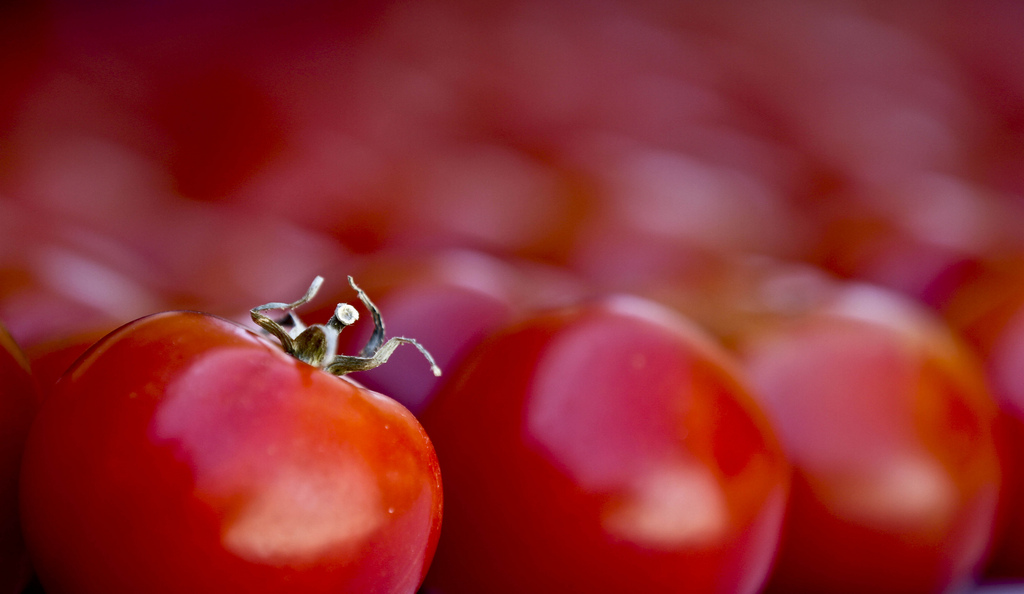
251, 276, 442, 377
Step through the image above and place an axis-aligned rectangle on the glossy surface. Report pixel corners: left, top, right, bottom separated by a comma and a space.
735, 283, 1003, 593
0, 323, 39, 593
421, 298, 790, 594
25, 329, 108, 397
19, 312, 442, 594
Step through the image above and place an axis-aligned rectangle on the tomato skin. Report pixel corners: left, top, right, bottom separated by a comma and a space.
940, 256, 1024, 579
19, 311, 442, 594
25, 330, 108, 398
646, 256, 1007, 591
420, 297, 790, 594
734, 284, 1003, 593
0, 323, 39, 593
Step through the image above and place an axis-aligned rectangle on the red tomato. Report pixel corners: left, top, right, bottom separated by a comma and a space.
19, 301, 442, 593
801, 177, 1014, 311
670, 261, 1003, 593
564, 137, 807, 292
25, 329, 108, 397
941, 255, 1024, 580
0, 202, 167, 353
420, 296, 790, 594
0, 322, 39, 593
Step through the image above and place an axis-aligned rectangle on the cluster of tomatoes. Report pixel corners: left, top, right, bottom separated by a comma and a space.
3, 0, 1024, 592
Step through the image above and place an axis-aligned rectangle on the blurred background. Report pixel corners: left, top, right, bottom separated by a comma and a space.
3, 0, 1023, 340
2, 0, 1024, 591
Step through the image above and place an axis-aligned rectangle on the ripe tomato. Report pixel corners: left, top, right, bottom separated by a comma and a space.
941, 254, 1024, 580
420, 296, 790, 594
24, 329, 108, 397
666, 260, 1003, 593
801, 178, 1012, 311
0, 322, 39, 593
19, 281, 443, 594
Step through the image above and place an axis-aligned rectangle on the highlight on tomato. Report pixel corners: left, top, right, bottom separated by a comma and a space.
420, 295, 791, 594
24, 329, 108, 400
18, 277, 443, 594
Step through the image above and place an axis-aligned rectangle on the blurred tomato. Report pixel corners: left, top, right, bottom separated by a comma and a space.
0, 202, 165, 351
230, 131, 406, 255
386, 143, 593, 262
20, 307, 442, 594
420, 296, 789, 594
669, 260, 1003, 593
0, 322, 39, 593
135, 205, 355, 318
802, 175, 1023, 311
942, 255, 1024, 580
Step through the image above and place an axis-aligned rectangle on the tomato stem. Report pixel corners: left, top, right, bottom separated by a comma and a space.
250, 276, 442, 377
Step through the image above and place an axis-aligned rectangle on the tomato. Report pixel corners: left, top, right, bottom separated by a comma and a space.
0, 202, 168, 353
665, 260, 1003, 593
564, 136, 807, 292
419, 296, 790, 594
0, 322, 39, 593
801, 178, 1015, 311
941, 255, 1024, 580
19, 280, 443, 594
24, 329, 107, 397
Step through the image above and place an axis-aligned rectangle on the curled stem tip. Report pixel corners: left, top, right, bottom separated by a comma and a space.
251, 276, 441, 378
